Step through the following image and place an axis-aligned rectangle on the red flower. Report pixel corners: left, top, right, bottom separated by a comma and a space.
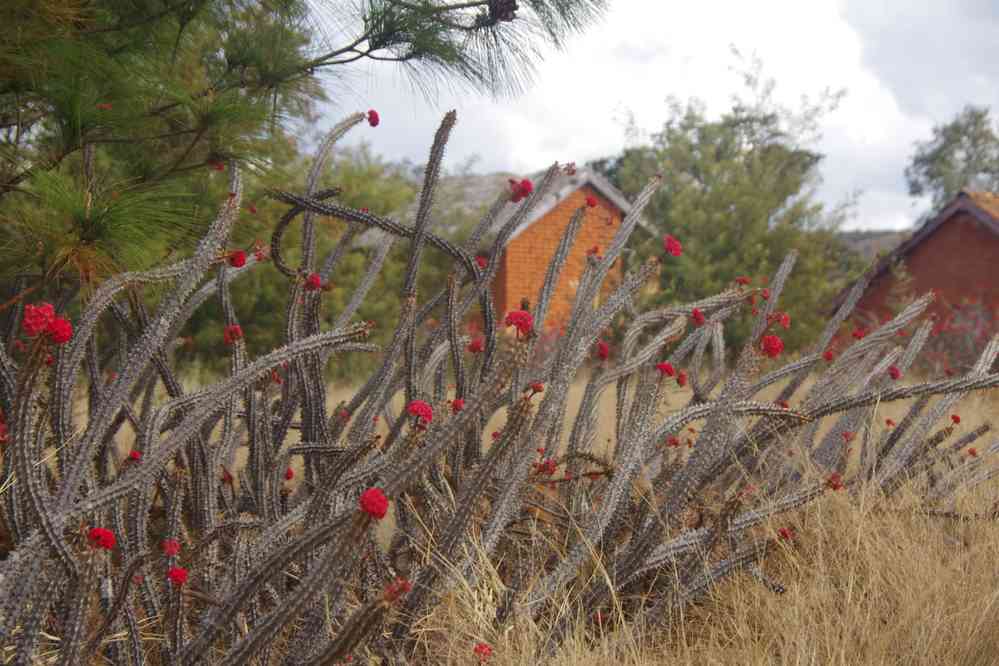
284, 467, 294, 481
383, 576, 412, 603
842, 431, 854, 443
951, 414, 961, 425
533, 458, 558, 476
735, 275, 751, 286
223, 324, 243, 345
761, 288, 770, 301
852, 327, 866, 340
508, 178, 534, 203
825, 473, 844, 491
96, 102, 113, 111
271, 369, 283, 385
167, 566, 188, 586
161, 539, 181, 557
676, 370, 688, 387
360, 487, 389, 520
585, 195, 598, 208
968, 448, 978, 458
367, 109, 380, 127
885, 418, 896, 427
304, 273, 323, 291
128, 450, 141, 462
467, 337, 484, 354
663, 234, 683, 257
228, 250, 246, 268
666, 436, 681, 448
778, 312, 791, 329
406, 399, 433, 423
529, 382, 544, 395
209, 161, 225, 171
777, 526, 795, 541
823, 350, 834, 362
475, 255, 488, 269
888, 365, 902, 380
691, 308, 706, 326
595, 339, 610, 361
87, 527, 116, 550
504, 310, 533, 337
656, 361, 675, 377
22, 302, 55, 337
451, 398, 465, 414
760, 335, 784, 358
473, 642, 493, 661
46, 317, 73, 345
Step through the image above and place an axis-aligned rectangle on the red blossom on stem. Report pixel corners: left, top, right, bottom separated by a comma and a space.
595, 339, 610, 361
529, 382, 544, 396
663, 234, 683, 257
284, 467, 294, 481
128, 450, 141, 462
508, 178, 533, 203
22, 303, 54, 337
451, 398, 465, 414
228, 250, 246, 268
367, 109, 380, 127
383, 577, 412, 603
826, 473, 845, 491
777, 527, 795, 541
167, 566, 188, 586
885, 418, 896, 427
656, 361, 675, 377
691, 308, 706, 326
473, 643, 493, 661
475, 255, 488, 269
223, 324, 243, 345
360, 487, 389, 520
735, 275, 751, 286
504, 310, 533, 337
585, 195, 598, 208
46, 317, 73, 345
888, 365, 902, 380
161, 539, 181, 557
761, 288, 770, 301
760, 335, 784, 358
304, 273, 323, 291
852, 327, 866, 340
467, 337, 484, 353
951, 414, 961, 425
676, 370, 688, 387
968, 448, 978, 458
406, 399, 433, 423
87, 527, 116, 550
823, 349, 834, 362
586, 245, 600, 256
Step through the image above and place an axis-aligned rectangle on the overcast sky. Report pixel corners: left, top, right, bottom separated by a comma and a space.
315, 0, 999, 231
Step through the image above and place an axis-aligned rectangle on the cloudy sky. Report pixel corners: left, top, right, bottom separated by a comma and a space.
316, 0, 999, 231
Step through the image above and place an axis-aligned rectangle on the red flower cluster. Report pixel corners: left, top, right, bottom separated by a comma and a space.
383, 576, 412, 603
407, 399, 433, 423
228, 250, 246, 268
595, 340, 610, 361
529, 381, 544, 395
360, 487, 389, 520
585, 195, 598, 208
473, 642, 493, 661
22, 302, 73, 345
128, 450, 141, 462
967, 447, 978, 458
284, 467, 294, 481
88, 527, 116, 550
533, 458, 558, 476
167, 566, 188, 586
666, 436, 681, 448
656, 361, 675, 377
367, 109, 380, 127
951, 414, 961, 425
663, 234, 683, 257
823, 349, 834, 362
304, 273, 323, 291
451, 398, 465, 414
475, 255, 489, 269
504, 310, 533, 337
691, 308, 706, 326
760, 334, 784, 358
826, 473, 844, 491
888, 365, 902, 380
508, 178, 534, 203
777, 526, 795, 541
676, 370, 688, 387
223, 324, 243, 345
761, 288, 770, 301
467, 337, 484, 353
161, 539, 181, 557
842, 431, 854, 443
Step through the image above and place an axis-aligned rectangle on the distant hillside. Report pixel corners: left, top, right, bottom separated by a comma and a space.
837, 229, 909, 261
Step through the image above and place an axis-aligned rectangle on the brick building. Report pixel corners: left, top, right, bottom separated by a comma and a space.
490, 169, 645, 329
832, 189, 999, 327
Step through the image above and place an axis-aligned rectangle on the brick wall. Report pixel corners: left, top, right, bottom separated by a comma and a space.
495, 186, 624, 330
854, 212, 999, 323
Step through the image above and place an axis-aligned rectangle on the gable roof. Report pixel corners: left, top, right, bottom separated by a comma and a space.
497, 167, 654, 243
829, 189, 999, 312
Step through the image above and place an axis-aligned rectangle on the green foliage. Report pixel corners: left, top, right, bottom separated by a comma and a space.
589, 56, 863, 352
905, 104, 999, 213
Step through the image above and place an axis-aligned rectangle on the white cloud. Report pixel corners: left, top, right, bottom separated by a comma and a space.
314, 0, 992, 231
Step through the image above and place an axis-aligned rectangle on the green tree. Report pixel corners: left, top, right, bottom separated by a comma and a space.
590, 55, 862, 352
905, 104, 999, 213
